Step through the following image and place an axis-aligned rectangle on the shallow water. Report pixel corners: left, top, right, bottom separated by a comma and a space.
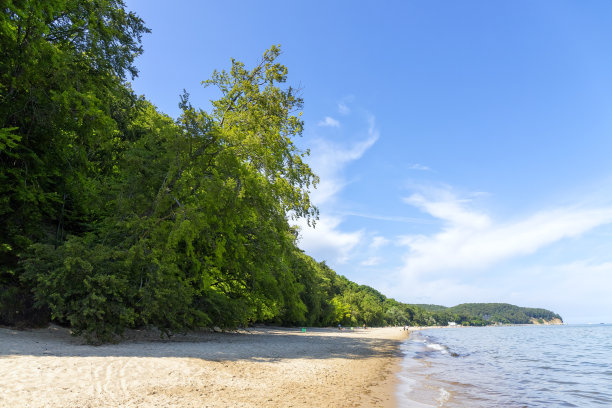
396, 324, 612, 407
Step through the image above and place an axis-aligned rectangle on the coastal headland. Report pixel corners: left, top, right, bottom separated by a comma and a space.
0, 325, 408, 408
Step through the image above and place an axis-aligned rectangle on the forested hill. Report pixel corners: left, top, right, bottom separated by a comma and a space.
412, 304, 450, 312
450, 303, 563, 324
0, 2, 561, 343
411, 303, 563, 325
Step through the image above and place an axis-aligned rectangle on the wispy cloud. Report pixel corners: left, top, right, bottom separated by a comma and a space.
404, 192, 490, 229
339, 211, 436, 224
297, 114, 380, 264
307, 116, 379, 205
318, 116, 340, 128
408, 163, 431, 171
338, 102, 350, 115
398, 188, 612, 278
337, 95, 354, 115
360, 256, 382, 266
370, 236, 390, 250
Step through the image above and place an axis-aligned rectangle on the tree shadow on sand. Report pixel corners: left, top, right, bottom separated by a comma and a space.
0, 325, 407, 362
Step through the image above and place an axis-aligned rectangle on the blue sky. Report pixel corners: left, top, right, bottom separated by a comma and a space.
125, 1, 612, 323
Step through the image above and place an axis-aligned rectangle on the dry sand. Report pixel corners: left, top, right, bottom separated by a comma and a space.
0, 325, 409, 407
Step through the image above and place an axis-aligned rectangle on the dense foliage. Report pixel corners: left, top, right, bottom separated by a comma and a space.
449, 303, 563, 324
410, 303, 563, 325
1, 0, 149, 328
0, 1, 562, 342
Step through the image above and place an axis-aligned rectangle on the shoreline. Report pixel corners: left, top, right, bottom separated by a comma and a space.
0, 325, 408, 407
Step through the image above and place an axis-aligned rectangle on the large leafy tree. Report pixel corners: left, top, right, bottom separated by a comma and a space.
20, 46, 320, 341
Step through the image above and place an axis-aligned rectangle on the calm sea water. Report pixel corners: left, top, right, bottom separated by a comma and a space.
396, 325, 612, 407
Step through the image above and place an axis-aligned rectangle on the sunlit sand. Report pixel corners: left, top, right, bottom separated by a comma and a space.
1, 325, 408, 407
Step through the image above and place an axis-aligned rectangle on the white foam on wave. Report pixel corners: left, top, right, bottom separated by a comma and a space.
412, 332, 451, 355
435, 387, 451, 406
425, 342, 448, 354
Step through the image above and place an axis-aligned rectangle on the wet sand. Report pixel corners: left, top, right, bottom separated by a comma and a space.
0, 325, 408, 407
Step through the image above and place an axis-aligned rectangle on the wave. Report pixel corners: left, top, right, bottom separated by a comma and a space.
411, 332, 462, 358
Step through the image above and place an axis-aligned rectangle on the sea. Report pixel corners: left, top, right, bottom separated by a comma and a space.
396, 324, 612, 407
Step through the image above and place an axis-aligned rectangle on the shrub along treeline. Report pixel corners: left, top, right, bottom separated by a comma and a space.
0, 1, 562, 342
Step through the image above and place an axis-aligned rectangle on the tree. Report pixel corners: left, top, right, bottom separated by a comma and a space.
0, 0, 149, 325
20, 45, 320, 341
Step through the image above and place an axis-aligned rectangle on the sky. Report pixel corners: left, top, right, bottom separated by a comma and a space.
124, 1, 612, 324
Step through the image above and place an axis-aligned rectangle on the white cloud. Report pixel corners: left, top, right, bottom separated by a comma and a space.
338, 211, 435, 224
337, 96, 354, 115
408, 163, 431, 171
398, 188, 612, 279
296, 215, 363, 264
318, 116, 340, 128
338, 102, 350, 115
370, 236, 390, 250
404, 192, 491, 229
307, 115, 379, 205
297, 114, 380, 264
360, 256, 382, 266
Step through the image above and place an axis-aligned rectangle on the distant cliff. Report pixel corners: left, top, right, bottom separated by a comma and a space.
530, 317, 564, 325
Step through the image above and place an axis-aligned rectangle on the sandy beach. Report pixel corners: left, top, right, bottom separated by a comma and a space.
0, 325, 408, 407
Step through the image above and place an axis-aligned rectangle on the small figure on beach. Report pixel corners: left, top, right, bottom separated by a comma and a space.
338, 324, 342, 330
363, 323, 366, 330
